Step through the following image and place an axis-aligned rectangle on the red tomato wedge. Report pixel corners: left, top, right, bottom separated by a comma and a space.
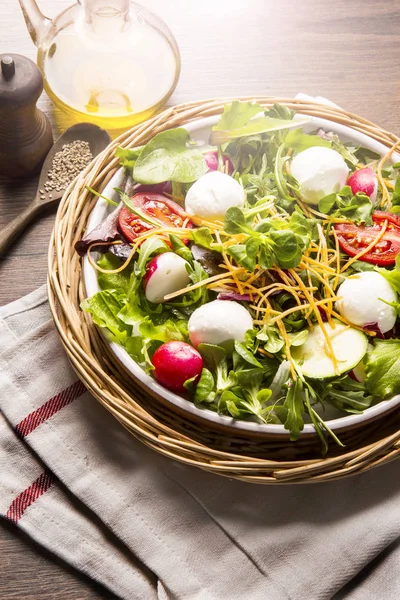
118, 193, 192, 243
334, 211, 400, 266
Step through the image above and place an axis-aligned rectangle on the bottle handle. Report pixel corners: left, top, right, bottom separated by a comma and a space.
17, 0, 51, 47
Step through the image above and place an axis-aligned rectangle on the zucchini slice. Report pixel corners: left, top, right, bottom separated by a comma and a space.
292, 320, 368, 379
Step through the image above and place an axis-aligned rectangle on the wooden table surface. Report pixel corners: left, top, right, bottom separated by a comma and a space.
1, 0, 400, 597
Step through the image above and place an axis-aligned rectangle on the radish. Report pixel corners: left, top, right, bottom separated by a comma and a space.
188, 300, 253, 348
204, 151, 234, 175
151, 341, 203, 393
143, 252, 190, 304
347, 167, 378, 204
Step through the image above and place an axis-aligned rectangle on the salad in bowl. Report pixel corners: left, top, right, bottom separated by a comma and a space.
77, 101, 400, 451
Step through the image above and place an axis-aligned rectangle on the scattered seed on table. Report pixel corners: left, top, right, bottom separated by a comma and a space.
43, 141, 93, 194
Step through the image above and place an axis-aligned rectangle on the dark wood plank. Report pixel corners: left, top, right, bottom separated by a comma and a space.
0, 520, 118, 599
1, 0, 400, 597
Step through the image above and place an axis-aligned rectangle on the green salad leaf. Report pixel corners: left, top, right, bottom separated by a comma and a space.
224, 206, 312, 270
81, 289, 128, 344
376, 255, 400, 293
365, 340, 400, 398
214, 100, 263, 131
284, 128, 331, 151
210, 100, 308, 146
283, 379, 304, 441
133, 128, 207, 184
115, 146, 142, 170
318, 186, 373, 225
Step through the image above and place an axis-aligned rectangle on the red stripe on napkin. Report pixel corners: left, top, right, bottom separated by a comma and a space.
15, 380, 86, 438
5, 469, 56, 524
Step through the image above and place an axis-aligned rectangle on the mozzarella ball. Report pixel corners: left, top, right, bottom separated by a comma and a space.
185, 171, 245, 221
336, 271, 397, 334
188, 300, 253, 347
290, 146, 350, 204
144, 253, 190, 304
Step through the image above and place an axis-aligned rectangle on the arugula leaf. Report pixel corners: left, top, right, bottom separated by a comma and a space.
135, 237, 169, 276
285, 128, 331, 151
210, 101, 308, 146
283, 379, 304, 440
319, 376, 376, 413
115, 146, 142, 170
214, 100, 263, 131
365, 339, 400, 398
376, 255, 400, 293
133, 128, 207, 184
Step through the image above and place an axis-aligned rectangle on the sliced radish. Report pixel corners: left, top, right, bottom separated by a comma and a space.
188, 300, 253, 348
347, 167, 378, 204
151, 341, 203, 393
351, 361, 367, 383
143, 252, 190, 304
292, 320, 368, 379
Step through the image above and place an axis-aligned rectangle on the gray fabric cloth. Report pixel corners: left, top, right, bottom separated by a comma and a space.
0, 285, 399, 600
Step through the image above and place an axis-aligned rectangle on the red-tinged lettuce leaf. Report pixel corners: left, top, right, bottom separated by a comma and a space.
75, 205, 124, 256
217, 292, 251, 302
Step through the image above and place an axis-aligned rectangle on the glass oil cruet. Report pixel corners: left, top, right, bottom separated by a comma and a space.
18, 0, 181, 131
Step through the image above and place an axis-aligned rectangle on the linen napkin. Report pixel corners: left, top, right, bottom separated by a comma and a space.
1, 284, 400, 600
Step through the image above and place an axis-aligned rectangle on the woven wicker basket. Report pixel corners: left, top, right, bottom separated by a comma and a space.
48, 97, 400, 484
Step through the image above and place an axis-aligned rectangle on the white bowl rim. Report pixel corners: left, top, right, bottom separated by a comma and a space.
83, 112, 400, 436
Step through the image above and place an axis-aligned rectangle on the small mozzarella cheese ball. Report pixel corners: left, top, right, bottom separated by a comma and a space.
188, 300, 253, 347
336, 271, 397, 334
144, 253, 190, 304
185, 171, 245, 221
290, 146, 350, 204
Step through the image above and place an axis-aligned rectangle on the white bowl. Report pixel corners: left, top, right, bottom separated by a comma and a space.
83, 114, 400, 437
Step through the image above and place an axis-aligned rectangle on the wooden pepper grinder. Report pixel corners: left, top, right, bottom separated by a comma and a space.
0, 53, 53, 178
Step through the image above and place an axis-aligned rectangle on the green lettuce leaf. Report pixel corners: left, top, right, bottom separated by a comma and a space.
97, 254, 132, 294
210, 116, 308, 146
133, 128, 207, 184
214, 100, 264, 131
210, 100, 307, 146
81, 289, 128, 343
115, 146, 142, 170
376, 255, 400, 294
284, 128, 331, 151
365, 339, 400, 398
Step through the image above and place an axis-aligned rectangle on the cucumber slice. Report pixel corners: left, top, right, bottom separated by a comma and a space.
292, 320, 368, 379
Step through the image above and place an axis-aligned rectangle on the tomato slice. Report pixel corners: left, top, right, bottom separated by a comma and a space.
334, 211, 400, 266
118, 193, 192, 243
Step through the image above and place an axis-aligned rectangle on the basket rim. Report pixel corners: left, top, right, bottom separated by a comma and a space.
48, 96, 400, 483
